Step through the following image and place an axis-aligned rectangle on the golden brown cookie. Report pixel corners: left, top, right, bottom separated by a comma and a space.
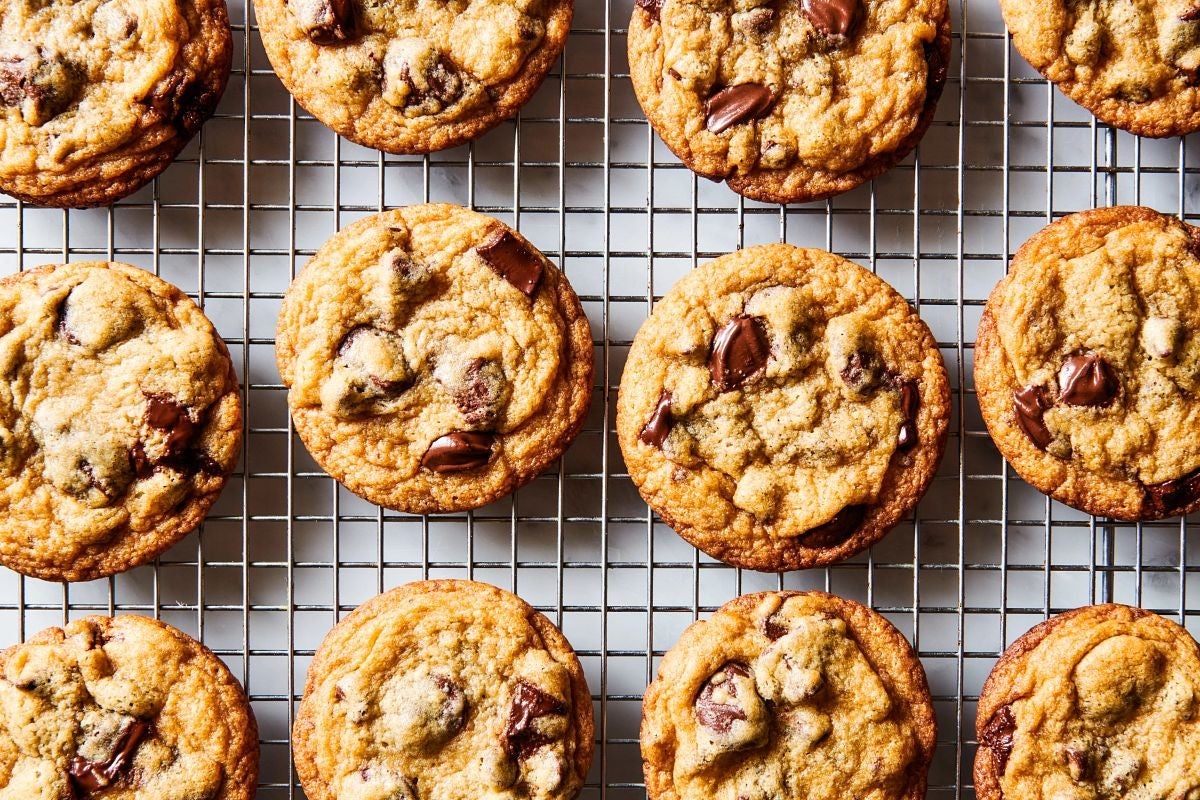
0, 262, 242, 582
0, 614, 259, 799
253, 0, 573, 154
999, 0, 1200, 138
615, 243, 949, 572
627, 0, 951, 204
276, 204, 592, 514
976, 206, 1200, 521
0, 0, 233, 208
974, 604, 1200, 800
292, 579, 594, 800
641, 590, 936, 800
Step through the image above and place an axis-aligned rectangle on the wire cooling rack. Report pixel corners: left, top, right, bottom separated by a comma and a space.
2, 1, 1199, 797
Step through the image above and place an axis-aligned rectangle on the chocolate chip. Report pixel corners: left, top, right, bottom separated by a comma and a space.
704, 84, 775, 134
290, 0, 358, 45
1013, 385, 1054, 450
451, 359, 507, 426
896, 379, 919, 451
421, 431, 497, 473
1145, 468, 1200, 517
476, 230, 544, 296
148, 71, 218, 135
382, 40, 463, 115
801, 0, 860, 37
1058, 353, 1118, 407
144, 394, 197, 456
503, 680, 567, 759
695, 663, 751, 734
980, 704, 1016, 775
1183, 5, 1200, 19
0, 49, 83, 126
68, 719, 148, 795
635, 0, 662, 20
639, 391, 673, 448
763, 614, 788, 641
798, 504, 867, 547
840, 349, 883, 392
709, 315, 769, 392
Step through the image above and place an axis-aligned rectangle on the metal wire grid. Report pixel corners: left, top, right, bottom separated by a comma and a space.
1, 0, 1199, 797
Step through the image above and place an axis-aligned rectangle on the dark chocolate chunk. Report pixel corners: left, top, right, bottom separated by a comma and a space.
763, 614, 788, 641
452, 359, 506, 426
503, 680, 566, 759
147, 70, 219, 135
421, 432, 497, 473
704, 84, 774, 134
841, 349, 882, 391
980, 705, 1016, 775
897, 420, 918, 450
635, 0, 663, 20
291, 0, 358, 45
68, 719, 149, 794
1058, 353, 1118, 407
55, 297, 80, 346
896, 379, 919, 451
144, 394, 197, 456
709, 315, 769, 392
1145, 468, 1200, 517
639, 391, 673, 448
1183, 5, 1200, 19
695, 663, 751, 734
801, 0, 860, 37
798, 504, 867, 547
1013, 385, 1054, 450
476, 230, 544, 297
431, 675, 467, 737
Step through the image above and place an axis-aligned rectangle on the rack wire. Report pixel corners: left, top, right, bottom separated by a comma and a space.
1, 0, 1198, 797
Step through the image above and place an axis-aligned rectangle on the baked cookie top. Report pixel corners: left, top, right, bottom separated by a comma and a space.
276, 204, 592, 514
641, 591, 935, 800
974, 604, 1200, 800
1000, 0, 1200, 137
976, 206, 1200, 521
0, 615, 259, 800
253, 0, 573, 154
627, 0, 950, 204
616, 244, 949, 572
0, 0, 232, 207
292, 579, 593, 800
0, 262, 241, 582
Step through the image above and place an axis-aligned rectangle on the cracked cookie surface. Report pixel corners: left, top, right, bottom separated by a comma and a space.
253, 0, 573, 154
974, 604, 1200, 800
615, 244, 949, 572
641, 590, 935, 800
292, 579, 593, 800
0, 614, 258, 800
0, 262, 241, 582
275, 203, 592, 514
1000, 0, 1200, 137
0, 0, 232, 208
976, 206, 1200, 521
627, 0, 950, 204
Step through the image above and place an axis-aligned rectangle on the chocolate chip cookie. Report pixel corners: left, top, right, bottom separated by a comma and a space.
642, 590, 936, 800
253, 0, 573, 154
975, 604, 1200, 800
0, 0, 232, 208
976, 206, 1200, 521
616, 244, 949, 572
627, 0, 951, 204
292, 579, 593, 800
1000, 0, 1200, 138
276, 204, 592, 514
0, 262, 242, 582
0, 614, 259, 799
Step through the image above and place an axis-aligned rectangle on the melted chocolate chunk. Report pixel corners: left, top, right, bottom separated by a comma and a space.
452, 359, 505, 426
763, 614, 788, 641
292, 0, 358, 45
798, 504, 867, 547
68, 719, 149, 794
1145, 468, 1200, 517
695, 663, 751, 734
1183, 5, 1200, 20
476, 230, 544, 296
1013, 385, 1053, 450
503, 680, 566, 759
148, 71, 219, 134
1058, 353, 1118, 408
639, 391, 673, 448
840, 349, 882, 391
431, 675, 467, 737
709, 315, 769, 392
979, 705, 1016, 775
144, 394, 197, 455
421, 432, 496, 473
635, 0, 663, 20
0, 50, 82, 126
801, 0, 860, 37
896, 379, 919, 451
55, 297, 80, 346
704, 84, 774, 134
